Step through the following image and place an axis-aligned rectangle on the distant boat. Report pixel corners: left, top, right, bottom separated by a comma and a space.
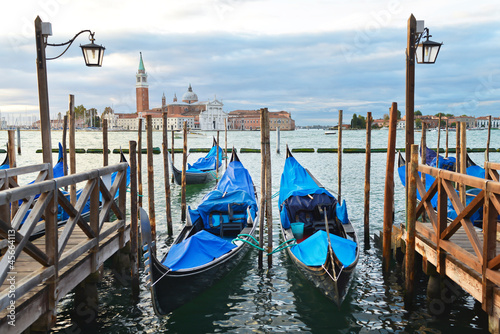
324, 131, 336, 135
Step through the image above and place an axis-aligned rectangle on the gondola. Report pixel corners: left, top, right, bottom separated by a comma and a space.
397, 150, 485, 226
141, 150, 259, 315
0, 150, 9, 170
170, 137, 223, 185
278, 147, 359, 307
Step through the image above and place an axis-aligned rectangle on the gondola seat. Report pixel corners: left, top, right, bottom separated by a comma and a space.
208, 203, 247, 237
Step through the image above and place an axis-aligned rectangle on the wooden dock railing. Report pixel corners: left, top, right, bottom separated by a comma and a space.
0, 160, 128, 331
410, 158, 500, 317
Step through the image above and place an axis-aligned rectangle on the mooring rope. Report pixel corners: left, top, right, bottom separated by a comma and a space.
232, 234, 296, 255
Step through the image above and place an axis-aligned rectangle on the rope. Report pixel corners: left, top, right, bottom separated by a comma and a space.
232, 234, 296, 255
271, 191, 280, 199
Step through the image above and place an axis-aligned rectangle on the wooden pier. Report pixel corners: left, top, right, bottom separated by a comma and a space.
387, 149, 500, 333
0, 156, 133, 333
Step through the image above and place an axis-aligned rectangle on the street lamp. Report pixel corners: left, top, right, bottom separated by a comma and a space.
34, 16, 105, 175
405, 14, 442, 200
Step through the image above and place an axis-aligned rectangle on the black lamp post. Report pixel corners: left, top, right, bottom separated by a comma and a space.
34, 16, 104, 173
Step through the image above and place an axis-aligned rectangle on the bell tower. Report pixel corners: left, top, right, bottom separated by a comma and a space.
136, 52, 149, 113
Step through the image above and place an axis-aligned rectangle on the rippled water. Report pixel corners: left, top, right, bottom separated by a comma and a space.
4, 128, 498, 333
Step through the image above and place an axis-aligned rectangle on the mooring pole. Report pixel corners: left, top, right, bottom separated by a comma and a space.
460, 122, 467, 206
486, 115, 492, 162
146, 115, 156, 252
276, 126, 280, 154
181, 121, 188, 222
264, 108, 273, 268
436, 115, 441, 168
258, 108, 266, 268
8, 130, 17, 220
16, 127, 21, 155
103, 119, 108, 167
216, 130, 220, 185
224, 118, 228, 169
383, 103, 397, 273
405, 144, 418, 307
364, 112, 372, 249
338, 110, 343, 203
171, 128, 175, 183
445, 119, 449, 158
162, 113, 173, 235
455, 121, 461, 174
129, 140, 140, 299
69, 94, 76, 205
62, 115, 68, 181
137, 118, 143, 207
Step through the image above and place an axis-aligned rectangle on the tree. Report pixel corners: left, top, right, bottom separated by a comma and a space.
350, 114, 366, 129
102, 106, 114, 116
415, 110, 422, 116
397, 110, 401, 120
415, 118, 422, 129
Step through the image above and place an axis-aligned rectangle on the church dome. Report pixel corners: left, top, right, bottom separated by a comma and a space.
182, 84, 198, 103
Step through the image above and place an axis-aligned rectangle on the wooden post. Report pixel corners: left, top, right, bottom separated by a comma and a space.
421, 121, 426, 166
103, 119, 108, 167
171, 128, 175, 183
62, 115, 68, 179
224, 118, 228, 169
216, 130, 220, 184
460, 122, 467, 205
181, 121, 187, 222
258, 108, 266, 268
436, 115, 441, 168
276, 126, 280, 154
16, 127, 21, 154
129, 140, 140, 299
405, 144, 418, 307
405, 14, 416, 209
34, 17, 57, 329
338, 110, 343, 203
364, 112, 372, 249
486, 115, 492, 162
455, 122, 461, 174
265, 108, 272, 268
445, 119, 449, 158
383, 103, 397, 273
162, 113, 173, 235
138, 118, 143, 207
69, 94, 76, 205
8, 131, 17, 221
146, 115, 156, 251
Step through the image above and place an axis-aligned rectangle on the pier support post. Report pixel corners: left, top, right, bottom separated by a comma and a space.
258, 108, 267, 268
8, 130, 18, 220
138, 118, 143, 207
162, 113, 173, 235
146, 115, 156, 252
17, 127, 21, 154
337, 110, 342, 203
364, 112, 372, 249
276, 126, 280, 154
69, 94, 76, 204
129, 141, 140, 299
181, 121, 188, 222
264, 108, 272, 268
383, 103, 397, 273
404, 144, 418, 307
72, 272, 100, 332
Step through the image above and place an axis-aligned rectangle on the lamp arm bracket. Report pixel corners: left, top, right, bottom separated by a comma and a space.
414, 27, 429, 46
46, 29, 95, 61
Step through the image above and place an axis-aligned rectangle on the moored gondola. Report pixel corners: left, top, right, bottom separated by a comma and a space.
141, 149, 258, 315
170, 137, 223, 185
278, 147, 359, 307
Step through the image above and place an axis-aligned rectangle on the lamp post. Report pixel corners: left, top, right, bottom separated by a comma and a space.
405, 14, 442, 204
34, 16, 105, 175
404, 14, 442, 306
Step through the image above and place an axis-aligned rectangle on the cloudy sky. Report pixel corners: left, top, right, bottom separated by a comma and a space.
1, 0, 499, 126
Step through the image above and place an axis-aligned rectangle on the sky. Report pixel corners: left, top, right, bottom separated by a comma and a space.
0, 0, 499, 126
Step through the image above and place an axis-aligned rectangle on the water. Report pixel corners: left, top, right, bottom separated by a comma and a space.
4, 128, 498, 333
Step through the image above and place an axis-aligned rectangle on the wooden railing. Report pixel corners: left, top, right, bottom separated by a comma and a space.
0, 161, 128, 312
411, 157, 500, 312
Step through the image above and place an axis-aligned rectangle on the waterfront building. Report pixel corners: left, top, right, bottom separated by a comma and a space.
227, 110, 295, 130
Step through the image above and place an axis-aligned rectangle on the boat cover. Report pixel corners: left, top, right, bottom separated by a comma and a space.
187, 145, 223, 172
291, 230, 357, 267
336, 199, 349, 225
279, 157, 334, 229
189, 160, 257, 229
162, 230, 236, 271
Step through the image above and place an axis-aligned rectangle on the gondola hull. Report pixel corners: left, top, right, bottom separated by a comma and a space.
279, 221, 358, 307
171, 163, 217, 185
147, 223, 256, 315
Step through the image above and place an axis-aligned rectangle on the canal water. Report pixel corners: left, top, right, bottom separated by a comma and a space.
3, 128, 498, 333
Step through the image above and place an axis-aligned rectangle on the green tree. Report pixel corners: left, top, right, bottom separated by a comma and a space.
415, 118, 422, 129
415, 110, 422, 116
102, 106, 114, 116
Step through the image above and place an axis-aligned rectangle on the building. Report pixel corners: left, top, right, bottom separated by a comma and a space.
227, 110, 295, 130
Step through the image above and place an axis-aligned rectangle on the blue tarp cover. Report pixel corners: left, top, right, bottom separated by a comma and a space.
189, 159, 257, 229
188, 145, 223, 172
161, 230, 236, 271
336, 200, 349, 225
279, 157, 334, 229
291, 230, 357, 267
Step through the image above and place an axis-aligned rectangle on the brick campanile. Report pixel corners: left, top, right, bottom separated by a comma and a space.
136, 52, 149, 113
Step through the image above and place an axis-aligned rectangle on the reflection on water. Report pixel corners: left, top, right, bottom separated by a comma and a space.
5, 129, 494, 333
